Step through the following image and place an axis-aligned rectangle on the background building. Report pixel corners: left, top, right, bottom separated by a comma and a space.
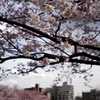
46, 82, 74, 100
82, 89, 100, 100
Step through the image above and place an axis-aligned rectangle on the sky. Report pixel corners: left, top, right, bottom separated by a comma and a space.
0, 59, 100, 97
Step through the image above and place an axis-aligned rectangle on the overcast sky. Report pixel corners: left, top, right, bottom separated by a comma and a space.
0, 59, 100, 97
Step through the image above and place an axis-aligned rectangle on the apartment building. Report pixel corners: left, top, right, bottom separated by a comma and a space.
46, 82, 74, 100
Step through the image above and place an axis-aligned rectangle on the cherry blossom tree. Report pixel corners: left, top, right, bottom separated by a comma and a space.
22, 90, 49, 100
0, 85, 49, 100
0, 85, 19, 100
0, 0, 100, 83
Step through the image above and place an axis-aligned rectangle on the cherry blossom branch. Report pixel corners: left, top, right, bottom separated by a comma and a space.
0, 52, 67, 63
19, 28, 70, 56
18, 65, 46, 74
77, 43, 100, 51
0, 34, 22, 54
0, 52, 99, 65
18, 62, 61, 74
51, 35, 100, 52
63, 37, 100, 51
0, 16, 100, 52
0, 16, 61, 43
40, 37, 70, 56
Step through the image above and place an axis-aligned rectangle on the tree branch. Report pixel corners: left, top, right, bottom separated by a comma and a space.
0, 52, 99, 65
90, 31, 100, 40
70, 52, 100, 61
0, 16, 61, 43
0, 34, 22, 54
69, 59, 100, 66
77, 44, 100, 51
68, 38, 100, 51
0, 53, 66, 63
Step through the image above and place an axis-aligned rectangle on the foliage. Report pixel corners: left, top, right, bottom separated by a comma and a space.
0, 0, 100, 83
0, 85, 48, 100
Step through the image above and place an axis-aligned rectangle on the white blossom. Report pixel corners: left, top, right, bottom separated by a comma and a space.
57, 0, 66, 5
60, 41, 71, 48
22, 49, 30, 57
82, 35, 89, 44
61, 10, 72, 18
48, 17, 56, 25
41, 57, 50, 66
31, 0, 39, 5
43, 4, 55, 13
38, 0, 47, 5
67, 2, 73, 9
31, 14, 42, 25
61, 11, 67, 18
80, 56, 85, 60
55, 58, 60, 62
64, 57, 69, 62
72, 4, 78, 12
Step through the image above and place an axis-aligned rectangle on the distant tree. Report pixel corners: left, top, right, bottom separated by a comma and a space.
22, 90, 49, 100
0, 0, 100, 83
0, 85, 49, 100
0, 85, 18, 100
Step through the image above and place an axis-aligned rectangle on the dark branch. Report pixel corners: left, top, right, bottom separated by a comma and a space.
90, 31, 100, 40
77, 44, 100, 51
0, 34, 22, 54
69, 59, 100, 66
0, 53, 66, 63
0, 52, 99, 65
70, 52, 100, 61
54, 21, 61, 38
0, 16, 61, 43
68, 38, 100, 51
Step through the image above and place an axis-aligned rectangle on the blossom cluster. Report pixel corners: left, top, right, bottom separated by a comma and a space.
22, 48, 30, 57
42, 4, 55, 12
41, 57, 50, 66
31, 14, 42, 25
60, 41, 71, 48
